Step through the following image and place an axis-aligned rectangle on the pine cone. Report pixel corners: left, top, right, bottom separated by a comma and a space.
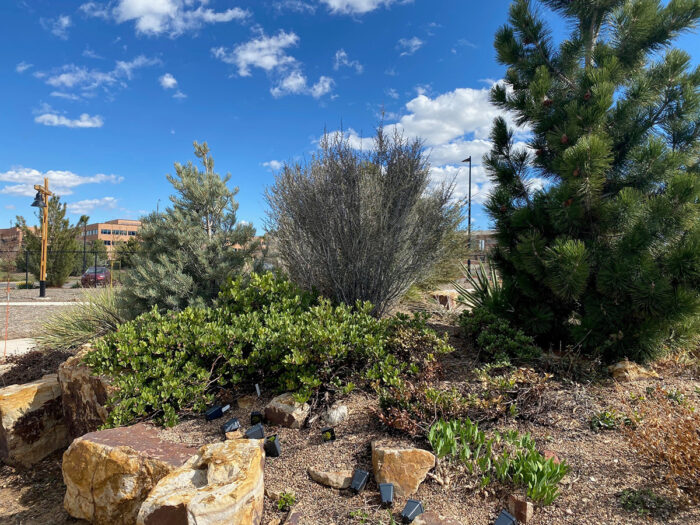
543, 98, 552, 107
573, 168, 580, 177
584, 90, 592, 101
561, 134, 569, 144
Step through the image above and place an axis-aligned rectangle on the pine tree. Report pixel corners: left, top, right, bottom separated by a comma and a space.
486, 0, 700, 361
16, 196, 81, 287
120, 141, 255, 314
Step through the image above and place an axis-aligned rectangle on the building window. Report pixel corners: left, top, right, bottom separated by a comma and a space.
104, 240, 111, 246
101, 229, 111, 235
128, 231, 136, 236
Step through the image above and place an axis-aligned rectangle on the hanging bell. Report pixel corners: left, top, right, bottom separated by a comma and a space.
31, 191, 46, 208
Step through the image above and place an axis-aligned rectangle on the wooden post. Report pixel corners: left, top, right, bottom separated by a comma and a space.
33, 177, 52, 298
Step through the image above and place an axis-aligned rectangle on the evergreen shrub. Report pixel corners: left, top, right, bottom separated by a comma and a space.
86, 272, 452, 427
460, 307, 541, 362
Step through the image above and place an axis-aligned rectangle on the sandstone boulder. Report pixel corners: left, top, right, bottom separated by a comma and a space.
307, 467, 353, 489
57, 345, 112, 439
62, 423, 197, 525
0, 373, 69, 467
264, 393, 309, 429
137, 438, 265, 525
371, 441, 435, 497
413, 511, 462, 525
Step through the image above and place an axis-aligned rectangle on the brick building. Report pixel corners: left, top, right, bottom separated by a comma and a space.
79, 219, 141, 255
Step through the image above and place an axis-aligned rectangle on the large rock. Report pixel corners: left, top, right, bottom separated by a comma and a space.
57, 344, 112, 439
62, 423, 197, 525
137, 438, 265, 525
508, 494, 534, 523
0, 373, 69, 467
307, 467, 353, 489
371, 441, 435, 497
264, 393, 309, 429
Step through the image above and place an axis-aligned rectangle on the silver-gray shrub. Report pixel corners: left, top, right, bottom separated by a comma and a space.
265, 127, 461, 316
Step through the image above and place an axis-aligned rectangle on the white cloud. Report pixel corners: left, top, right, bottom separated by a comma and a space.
214, 31, 333, 99
173, 90, 187, 99
212, 30, 299, 77
82, 47, 104, 59
333, 49, 363, 74
5, 204, 16, 210
273, 0, 316, 13
81, 0, 250, 37
50, 91, 82, 101
397, 37, 423, 56
16, 62, 33, 73
320, 0, 411, 15
385, 88, 399, 99
34, 111, 104, 129
262, 160, 283, 171
159, 73, 178, 89
0, 167, 123, 197
67, 197, 118, 214
37, 55, 160, 98
41, 15, 72, 39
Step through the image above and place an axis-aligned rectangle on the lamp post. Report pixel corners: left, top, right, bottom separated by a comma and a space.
30, 177, 52, 298
462, 156, 472, 275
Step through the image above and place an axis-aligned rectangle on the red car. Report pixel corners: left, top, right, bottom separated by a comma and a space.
81, 266, 111, 287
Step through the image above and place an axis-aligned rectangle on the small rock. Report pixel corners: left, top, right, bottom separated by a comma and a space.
371, 441, 435, 497
543, 450, 561, 464
323, 404, 348, 426
264, 393, 310, 429
285, 508, 304, 525
566, 509, 573, 516
237, 395, 257, 410
225, 430, 243, 440
608, 360, 659, 382
268, 519, 282, 525
508, 494, 534, 524
307, 467, 353, 489
413, 511, 461, 525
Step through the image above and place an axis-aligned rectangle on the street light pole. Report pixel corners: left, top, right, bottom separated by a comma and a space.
30, 177, 52, 298
462, 156, 472, 276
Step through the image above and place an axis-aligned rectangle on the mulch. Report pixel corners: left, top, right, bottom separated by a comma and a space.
0, 349, 73, 388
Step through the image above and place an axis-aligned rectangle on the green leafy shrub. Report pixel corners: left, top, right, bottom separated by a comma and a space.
16, 281, 34, 289
460, 306, 541, 362
428, 418, 569, 505
86, 272, 452, 427
618, 488, 675, 519
277, 491, 296, 512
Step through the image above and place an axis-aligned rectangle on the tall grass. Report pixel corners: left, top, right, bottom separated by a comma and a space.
37, 288, 129, 352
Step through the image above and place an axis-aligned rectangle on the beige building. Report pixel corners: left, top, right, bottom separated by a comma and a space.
79, 219, 141, 255
0, 227, 24, 253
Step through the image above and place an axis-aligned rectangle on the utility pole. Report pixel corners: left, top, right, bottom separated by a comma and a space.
30, 177, 52, 298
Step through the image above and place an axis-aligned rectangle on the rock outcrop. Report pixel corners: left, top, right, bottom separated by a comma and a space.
57, 344, 112, 439
307, 467, 353, 489
0, 374, 69, 467
137, 438, 265, 525
62, 423, 197, 525
264, 393, 309, 429
371, 441, 435, 497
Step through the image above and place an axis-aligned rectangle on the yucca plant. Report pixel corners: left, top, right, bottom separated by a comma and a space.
38, 288, 129, 352
454, 262, 507, 314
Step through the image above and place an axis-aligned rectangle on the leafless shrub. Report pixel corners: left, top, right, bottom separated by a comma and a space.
265, 126, 461, 316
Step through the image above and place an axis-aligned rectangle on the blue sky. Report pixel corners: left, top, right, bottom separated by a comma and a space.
1, 0, 698, 233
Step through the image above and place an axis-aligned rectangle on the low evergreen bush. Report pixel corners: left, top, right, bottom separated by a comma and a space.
86, 272, 452, 427
460, 307, 541, 362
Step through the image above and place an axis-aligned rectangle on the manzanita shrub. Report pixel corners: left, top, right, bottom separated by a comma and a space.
85, 272, 452, 427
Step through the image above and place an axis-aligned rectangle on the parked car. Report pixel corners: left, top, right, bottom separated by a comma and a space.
81, 266, 111, 287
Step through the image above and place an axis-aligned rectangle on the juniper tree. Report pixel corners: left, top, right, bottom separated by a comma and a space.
16, 196, 80, 287
120, 141, 256, 314
266, 127, 461, 317
485, 0, 700, 362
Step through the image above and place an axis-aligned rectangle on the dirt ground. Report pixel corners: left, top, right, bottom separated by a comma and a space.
0, 313, 697, 524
